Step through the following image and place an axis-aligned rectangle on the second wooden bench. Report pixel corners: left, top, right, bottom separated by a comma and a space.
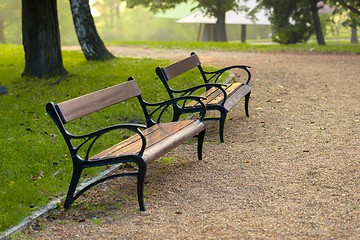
155, 52, 252, 142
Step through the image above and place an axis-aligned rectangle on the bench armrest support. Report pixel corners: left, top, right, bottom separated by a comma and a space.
202, 65, 252, 85
68, 123, 147, 160
172, 83, 228, 105
138, 96, 207, 126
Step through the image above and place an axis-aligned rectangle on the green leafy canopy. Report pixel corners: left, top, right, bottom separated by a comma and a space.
126, 0, 239, 16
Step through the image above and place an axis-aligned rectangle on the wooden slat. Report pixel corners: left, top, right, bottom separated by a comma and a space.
143, 120, 205, 163
163, 54, 201, 80
57, 80, 141, 122
143, 121, 194, 147
185, 87, 223, 107
225, 83, 244, 97
209, 83, 243, 105
110, 121, 201, 160
100, 121, 190, 159
185, 82, 248, 108
224, 84, 251, 111
91, 123, 169, 160
91, 132, 143, 160
91, 120, 205, 163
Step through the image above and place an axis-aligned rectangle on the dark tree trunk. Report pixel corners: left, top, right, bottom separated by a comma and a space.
350, 15, 358, 44
0, 19, 5, 43
310, 0, 326, 45
241, 24, 246, 43
70, 0, 114, 61
213, 9, 227, 42
202, 24, 213, 41
22, 0, 68, 78
351, 26, 358, 44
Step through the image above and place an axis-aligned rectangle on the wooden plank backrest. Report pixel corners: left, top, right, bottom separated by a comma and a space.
57, 80, 141, 123
163, 54, 201, 80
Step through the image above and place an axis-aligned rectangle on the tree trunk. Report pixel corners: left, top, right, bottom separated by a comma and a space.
213, 9, 227, 42
22, 0, 68, 78
310, 0, 326, 45
69, 0, 115, 61
202, 24, 213, 41
241, 24, 246, 43
0, 19, 5, 43
350, 15, 358, 44
351, 27, 358, 44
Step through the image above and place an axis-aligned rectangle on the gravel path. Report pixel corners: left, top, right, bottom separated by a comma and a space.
25, 47, 360, 239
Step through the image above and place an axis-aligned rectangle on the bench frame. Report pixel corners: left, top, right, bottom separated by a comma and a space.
155, 52, 251, 142
46, 77, 206, 211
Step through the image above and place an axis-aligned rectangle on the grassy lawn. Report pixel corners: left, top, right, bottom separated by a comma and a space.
0, 44, 199, 232
0, 41, 359, 233
108, 40, 360, 53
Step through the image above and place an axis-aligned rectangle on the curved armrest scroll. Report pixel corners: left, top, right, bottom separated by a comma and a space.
171, 83, 228, 105
141, 96, 207, 123
69, 123, 147, 160
202, 65, 252, 85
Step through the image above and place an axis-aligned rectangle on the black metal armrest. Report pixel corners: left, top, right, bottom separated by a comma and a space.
172, 83, 228, 106
202, 65, 252, 85
140, 95, 207, 125
68, 123, 147, 160
172, 82, 226, 94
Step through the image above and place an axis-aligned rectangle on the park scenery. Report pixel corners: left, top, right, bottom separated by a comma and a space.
0, 0, 359, 239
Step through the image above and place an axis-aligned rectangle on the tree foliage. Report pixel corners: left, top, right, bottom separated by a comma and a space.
329, 0, 360, 27
126, 0, 239, 41
126, 0, 185, 11
127, 0, 238, 15
0, 0, 21, 43
334, 0, 360, 15
195, 0, 239, 41
91, 0, 123, 29
257, 0, 313, 44
258, 0, 359, 44
329, 0, 359, 43
193, 0, 239, 17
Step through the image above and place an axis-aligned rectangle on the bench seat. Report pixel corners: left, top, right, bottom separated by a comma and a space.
91, 120, 205, 163
186, 82, 251, 112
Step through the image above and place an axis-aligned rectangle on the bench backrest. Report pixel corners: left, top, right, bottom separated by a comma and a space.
156, 53, 206, 98
54, 80, 141, 124
158, 53, 201, 80
46, 79, 145, 158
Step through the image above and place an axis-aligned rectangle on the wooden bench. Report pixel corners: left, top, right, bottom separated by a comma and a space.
46, 77, 206, 211
155, 52, 252, 142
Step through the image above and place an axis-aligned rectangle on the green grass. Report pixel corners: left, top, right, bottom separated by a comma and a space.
0, 40, 359, 233
108, 40, 360, 53
0, 44, 206, 233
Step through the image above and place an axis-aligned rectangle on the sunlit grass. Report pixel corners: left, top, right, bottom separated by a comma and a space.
0, 44, 206, 232
108, 40, 360, 53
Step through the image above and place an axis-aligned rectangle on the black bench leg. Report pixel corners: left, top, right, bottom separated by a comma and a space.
136, 161, 147, 211
64, 166, 83, 209
172, 107, 182, 121
197, 130, 206, 160
219, 108, 227, 143
245, 91, 251, 117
